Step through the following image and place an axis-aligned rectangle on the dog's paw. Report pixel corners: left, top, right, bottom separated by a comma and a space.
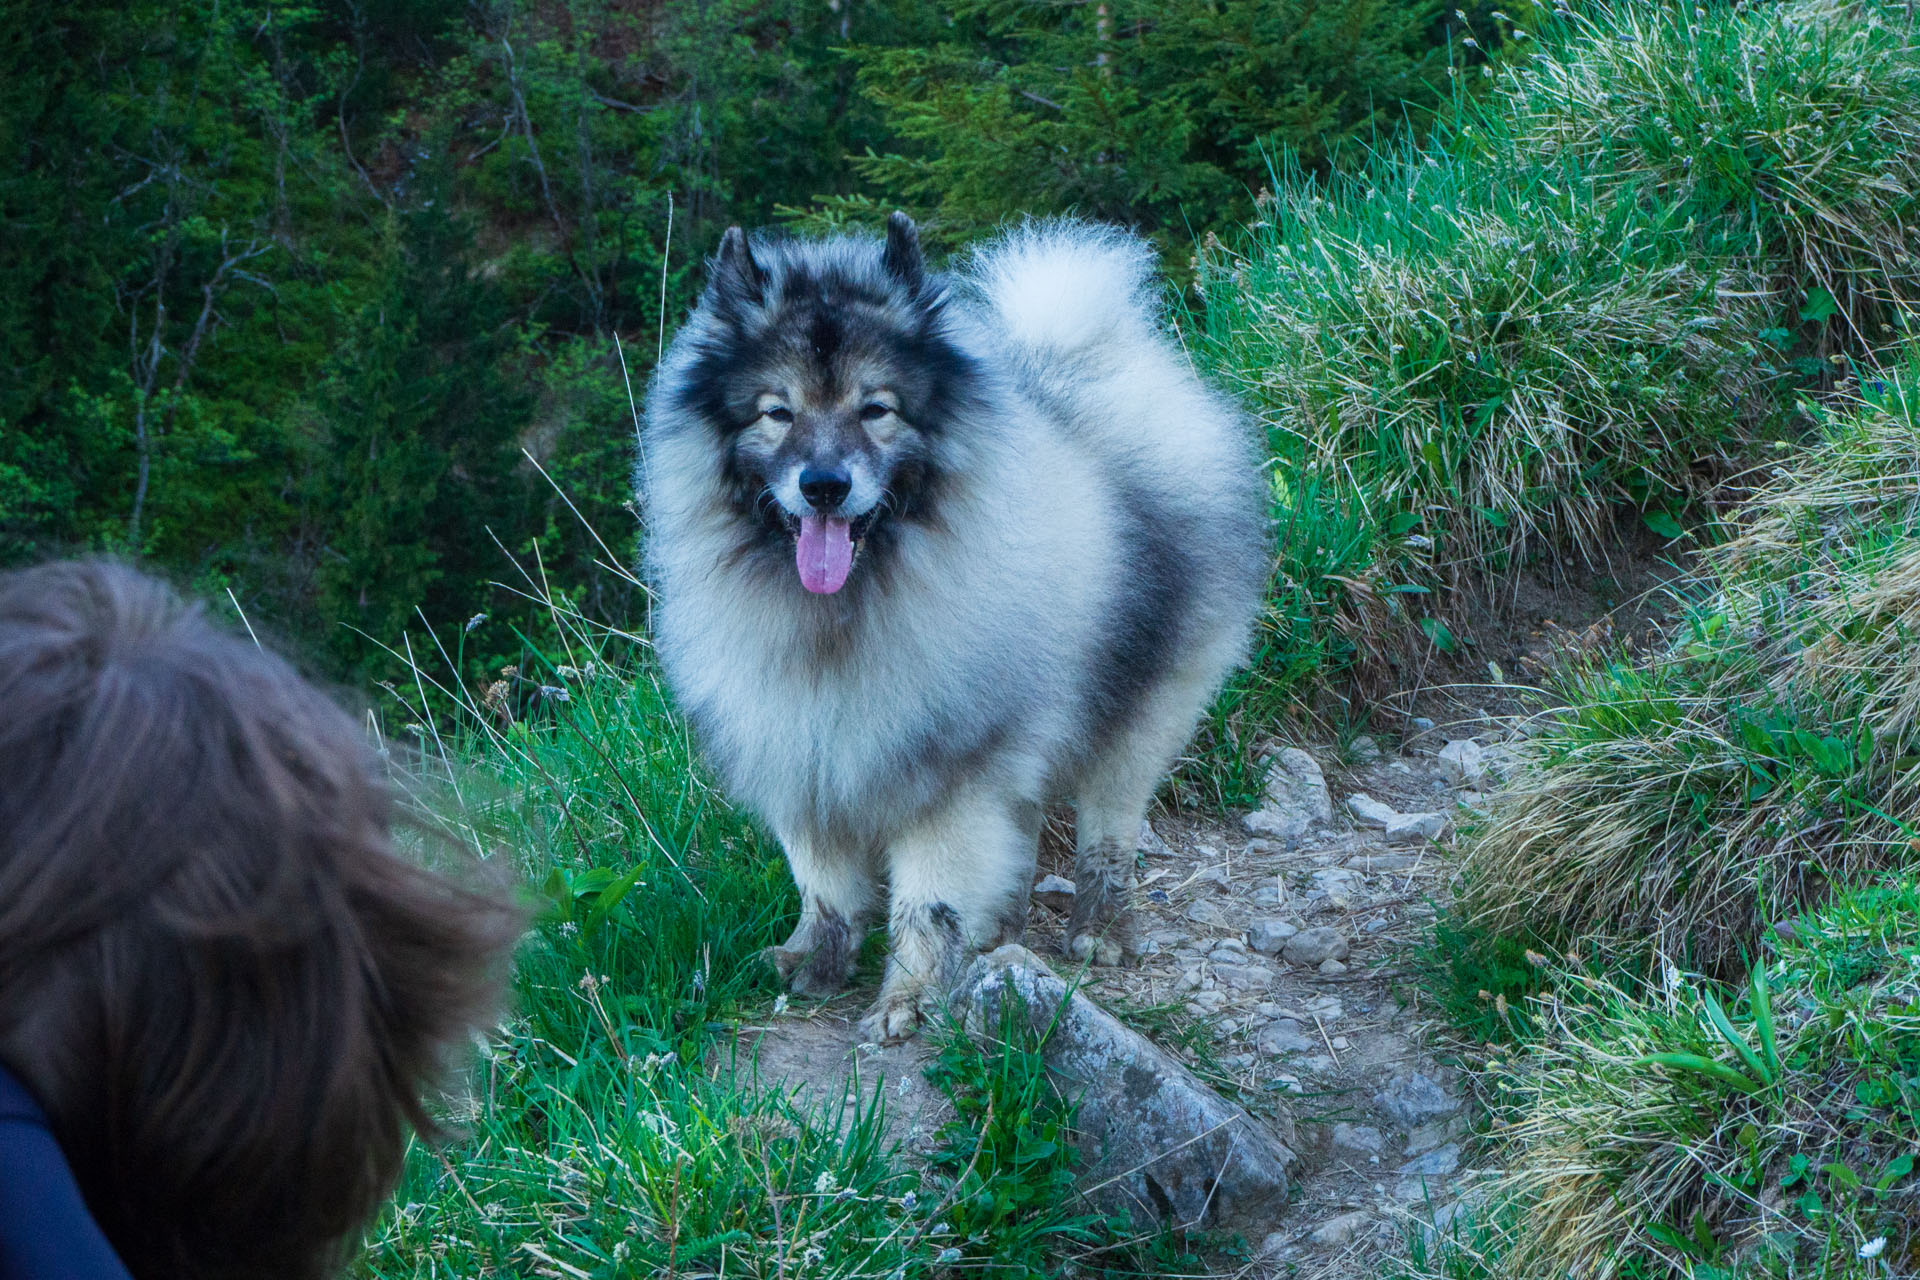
760, 944, 851, 998
1066, 931, 1124, 967
856, 986, 932, 1044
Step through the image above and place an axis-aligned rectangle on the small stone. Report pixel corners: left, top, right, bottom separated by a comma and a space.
1344, 851, 1417, 872
1329, 1035, 1350, 1049
1243, 808, 1309, 839
1408, 716, 1435, 734
1253, 883, 1286, 907
1255, 1019, 1315, 1055
1186, 898, 1232, 928
1032, 874, 1076, 911
1384, 811, 1448, 844
1281, 927, 1350, 968
1437, 739, 1488, 788
1398, 1143, 1461, 1178
1210, 936, 1248, 955
1264, 748, 1335, 823
1405, 1117, 1464, 1156
1332, 1123, 1384, 1154
1375, 1072, 1462, 1127
1258, 1230, 1291, 1260
1189, 989, 1229, 1012
1195, 865, 1231, 890
1215, 1017, 1241, 1037
1318, 958, 1348, 976
1247, 917, 1300, 954
1213, 962, 1275, 992
1139, 820, 1174, 859
1346, 793, 1398, 829
1310, 867, 1364, 908
1243, 838, 1277, 856
1310, 1210, 1370, 1247
1349, 734, 1382, 763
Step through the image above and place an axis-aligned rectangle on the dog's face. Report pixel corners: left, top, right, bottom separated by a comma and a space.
674, 214, 972, 595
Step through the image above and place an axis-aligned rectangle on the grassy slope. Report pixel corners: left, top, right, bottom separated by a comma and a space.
353, 3, 1920, 1276
1192, 0, 1920, 762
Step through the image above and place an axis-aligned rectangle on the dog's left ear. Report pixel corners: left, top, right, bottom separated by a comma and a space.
882, 211, 923, 291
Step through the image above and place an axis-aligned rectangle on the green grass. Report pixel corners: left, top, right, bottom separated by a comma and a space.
1444, 879, 1920, 1279
351, 573, 1206, 1278
1184, 0, 1920, 764
1462, 349, 1920, 976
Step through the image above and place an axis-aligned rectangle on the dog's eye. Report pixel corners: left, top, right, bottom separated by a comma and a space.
860, 402, 891, 422
764, 406, 793, 424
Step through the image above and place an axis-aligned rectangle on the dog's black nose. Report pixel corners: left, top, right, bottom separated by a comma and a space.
799, 467, 852, 511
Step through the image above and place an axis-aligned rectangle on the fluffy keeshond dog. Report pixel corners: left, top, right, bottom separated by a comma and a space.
641, 214, 1268, 1041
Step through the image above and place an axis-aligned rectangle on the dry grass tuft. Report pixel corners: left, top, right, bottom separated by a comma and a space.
1465, 350, 1920, 973
1467, 880, 1920, 1279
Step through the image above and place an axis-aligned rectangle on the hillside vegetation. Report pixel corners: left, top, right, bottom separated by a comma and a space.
340, 3, 1920, 1278
1195, 0, 1920, 750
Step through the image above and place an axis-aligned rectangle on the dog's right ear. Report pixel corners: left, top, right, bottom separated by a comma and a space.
713, 226, 765, 303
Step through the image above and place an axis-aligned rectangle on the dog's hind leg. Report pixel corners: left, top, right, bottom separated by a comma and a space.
856, 789, 1038, 1044
1069, 667, 1221, 965
766, 833, 877, 998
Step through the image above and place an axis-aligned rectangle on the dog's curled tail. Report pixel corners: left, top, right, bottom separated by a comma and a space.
967, 220, 1164, 362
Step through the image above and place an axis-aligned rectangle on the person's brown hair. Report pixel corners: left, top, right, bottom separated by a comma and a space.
0, 560, 524, 1279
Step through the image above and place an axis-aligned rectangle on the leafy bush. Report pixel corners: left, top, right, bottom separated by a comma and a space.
1464, 352, 1920, 972
1469, 880, 1920, 1278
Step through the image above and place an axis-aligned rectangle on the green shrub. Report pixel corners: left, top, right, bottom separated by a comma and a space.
1470, 879, 1920, 1278
1464, 349, 1920, 972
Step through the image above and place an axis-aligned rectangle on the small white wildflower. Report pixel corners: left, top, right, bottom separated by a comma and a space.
464, 613, 488, 633
936, 1248, 962, 1264
1860, 1238, 1887, 1260
538, 685, 570, 702
557, 921, 579, 937
612, 1241, 631, 1262
1462, 36, 1478, 47
901, 1191, 918, 1211
772, 993, 790, 1015
813, 1170, 838, 1195
803, 1245, 826, 1266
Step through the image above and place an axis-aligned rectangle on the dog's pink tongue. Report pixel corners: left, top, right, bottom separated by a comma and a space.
796, 515, 853, 593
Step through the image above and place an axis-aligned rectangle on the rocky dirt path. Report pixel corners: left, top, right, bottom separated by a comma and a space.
730, 730, 1508, 1276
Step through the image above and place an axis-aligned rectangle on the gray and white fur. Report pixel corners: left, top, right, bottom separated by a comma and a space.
641, 214, 1268, 1042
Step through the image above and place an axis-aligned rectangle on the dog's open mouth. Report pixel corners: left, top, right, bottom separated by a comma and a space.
784, 510, 876, 594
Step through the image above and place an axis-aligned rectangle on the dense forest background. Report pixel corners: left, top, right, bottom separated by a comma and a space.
0, 0, 1486, 677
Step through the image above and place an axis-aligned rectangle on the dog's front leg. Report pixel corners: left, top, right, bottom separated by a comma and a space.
765, 832, 876, 998
856, 790, 1037, 1044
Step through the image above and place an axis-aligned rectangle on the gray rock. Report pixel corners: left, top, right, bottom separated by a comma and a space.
1349, 734, 1382, 763
1309, 867, 1364, 908
1408, 716, 1435, 734
1405, 1117, 1465, 1156
1332, 1122, 1384, 1154
1032, 874, 1076, 911
1398, 1142, 1461, 1178
1139, 820, 1175, 859
1374, 1072, 1462, 1127
1186, 898, 1232, 929
1344, 850, 1418, 872
1243, 807, 1309, 840
1247, 917, 1300, 954
1255, 1019, 1316, 1055
1384, 811, 1448, 844
1346, 793, 1398, 829
1318, 958, 1349, 976
1310, 1209, 1371, 1247
1264, 748, 1334, 824
1281, 927, 1350, 968
1213, 962, 1274, 992
953, 945, 1297, 1228
1437, 739, 1488, 789
1194, 864, 1232, 891
1258, 1230, 1292, 1260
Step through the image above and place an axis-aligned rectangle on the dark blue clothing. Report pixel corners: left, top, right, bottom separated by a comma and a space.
0, 1065, 134, 1280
